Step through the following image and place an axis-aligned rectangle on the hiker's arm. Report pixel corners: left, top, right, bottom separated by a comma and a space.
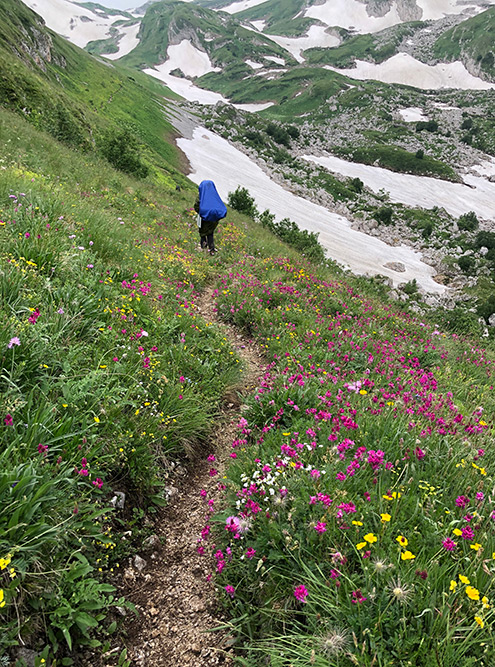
194, 196, 200, 213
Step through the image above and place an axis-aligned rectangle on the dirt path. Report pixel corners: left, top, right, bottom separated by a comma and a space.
124, 286, 264, 667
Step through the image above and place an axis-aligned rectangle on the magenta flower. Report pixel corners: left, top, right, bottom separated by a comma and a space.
92, 478, 103, 489
225, 585, 235, 599
294, 584, 308, 603
246, 547, 256, 559
442, 538, 456, 551
455, 495, 469, 508
4, 414, 13, 426
314, 521, 327, 534
461, 526, 474, 541
225, 516, 241, 533
351, 590, 367, 604
28, 308, 40, 324
37, 443, 48, 456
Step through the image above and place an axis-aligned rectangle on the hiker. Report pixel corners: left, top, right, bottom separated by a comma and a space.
194, 180, 227, 255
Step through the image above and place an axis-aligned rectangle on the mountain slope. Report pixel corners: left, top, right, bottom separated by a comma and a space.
0, 0, 185, 183
434, 7, 495, 80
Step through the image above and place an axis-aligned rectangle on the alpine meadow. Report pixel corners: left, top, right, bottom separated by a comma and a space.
1, 0, 495, 666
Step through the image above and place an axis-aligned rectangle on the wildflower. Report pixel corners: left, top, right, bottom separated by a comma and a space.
401, 551, 416, 561
381, 513, 391, 522
356, 542, 367, 550
465, 586, 480, 601
461, 526, 474, 541
474, 616, 484, 628
351, 590, 366, 604
4, 414, 13, 426
482, 596, 490, 609
455, 495, 470, 508
319, 628, 349, 658
28, 308, 40, 324
364, 533, 377, 544
449, 580, 457, 591
452, 528, 463, 537
246, 548, 256, 559
476, 492, 484, 502
396, 535, 408, 547
225, 516, 241, 533
442, 538, 456, 551
0, 589, 5, 608
389, 578, 412, 604
314, 522, 326, 534
373, 559, 389, 574
0, 555, 12, 570
415, 569, 428, 580
459, 575, 470, 585
7, 337, 20, 348
470, 543, 482, 552
294, 584, 308, 603
224, 585, 235, 599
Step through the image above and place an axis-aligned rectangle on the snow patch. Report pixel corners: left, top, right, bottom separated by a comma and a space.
221, 0, 269, 13
22, 0, 129, 48
264, 55, 286, 65
104, 23, 140, 60
249, 20, 266, 31
177, 127, 444, 293
398, 107, 428, 122
305, 0, 402, 34
245, 59, 264, 69
302, 153, 495, 220
324, 53, 495, 90
266, 25, 340, 63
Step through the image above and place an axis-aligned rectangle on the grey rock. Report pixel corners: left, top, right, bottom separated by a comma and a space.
16, 649, 37, 667
110, 491, 126, 509
133, 555, 147, 572
384, 261, 406, 272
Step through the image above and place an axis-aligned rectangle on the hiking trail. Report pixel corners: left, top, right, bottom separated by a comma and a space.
123, 285, 265, 666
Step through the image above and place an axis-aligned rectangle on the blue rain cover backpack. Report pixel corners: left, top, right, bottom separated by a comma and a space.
198, 180, 227, 222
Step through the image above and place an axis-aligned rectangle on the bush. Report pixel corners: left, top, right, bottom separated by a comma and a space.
458, 211, 479, 232
458, 255, 476, 274
349, 177, 363, 193
415, 149, 424, 159
375, 206, 393, 225
477, 294, 495, 323
99, 127, 149, 178
415, 120, 438, 132
228, 186, 258, 218
475, 230, 495, 249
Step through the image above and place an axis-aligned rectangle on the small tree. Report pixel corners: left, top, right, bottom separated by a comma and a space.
458, 255, 476, 275
99, 126, 148, 178
375, 206, 393, 225
415, 149, 424, 160
457, 211, 479, 232
227, 186, 258, 218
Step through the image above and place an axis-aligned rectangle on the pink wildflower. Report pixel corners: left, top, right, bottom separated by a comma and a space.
294, 584, 308, 603
442, 538, 456, 551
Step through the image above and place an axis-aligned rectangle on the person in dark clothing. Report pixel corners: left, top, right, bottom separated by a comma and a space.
194, 180, 227, 255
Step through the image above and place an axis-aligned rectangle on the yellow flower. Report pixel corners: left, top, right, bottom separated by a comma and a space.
0, 589, 5, 608
356, 542, 367, 550
352, 521, 363, 526
482, 596, 490, 609
470, 543, 482, 552
452, 528, 463, 537
449, 580, 457, 591
401, 551, 416, 561
94, 416, 100, 423
364, 533, 378, 544
396, 535, 408, 547
359, 389, 368, 395
0, 556, 11, 571
459, 575, 470, 585
466, 586, 480, 601
381, 513, 391, 522
474, 616, 484, 628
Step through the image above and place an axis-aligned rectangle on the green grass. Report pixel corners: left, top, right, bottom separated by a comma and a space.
306, 22, 425, 68
434, 7, 495, 81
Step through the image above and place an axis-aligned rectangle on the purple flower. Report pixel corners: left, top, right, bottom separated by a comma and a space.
314, 522, 326, 534
225, 585, 235, 599
4, 414, 13, 426
442, 538, 456, 551
7, 337, 20, 348
455, 495, 469, 508
294, 584, 308, 603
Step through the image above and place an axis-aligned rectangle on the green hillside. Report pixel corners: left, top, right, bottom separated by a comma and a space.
120, 0, 296, 70
235, 0, 313, 36
0, 0, 184, 184
434, 7, 495, 81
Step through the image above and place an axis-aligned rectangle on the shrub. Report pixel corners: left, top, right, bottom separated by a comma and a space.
477, 294, 495, 323
458, 255, 476, 274
415, 120, 438, 132
457, 211, 479, 232
475, 230, 495, 249
228, 186, 258, 218
415, 149, 424, 159
99, 127, 149, 178
375, 206, 393, 225
349, 177, 363, 193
